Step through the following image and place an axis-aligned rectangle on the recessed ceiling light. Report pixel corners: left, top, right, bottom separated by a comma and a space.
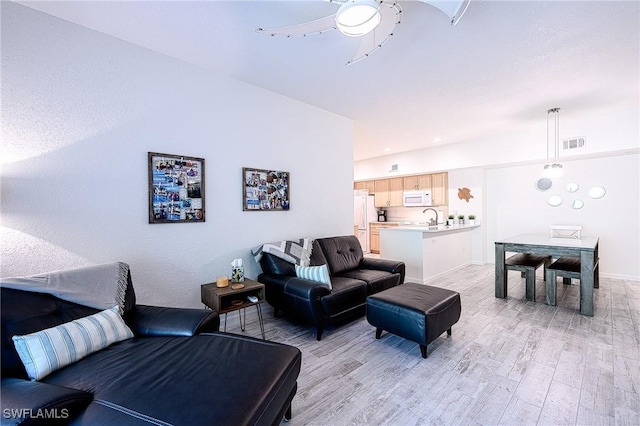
433, 137, 442, 143
383, 147, 391, 152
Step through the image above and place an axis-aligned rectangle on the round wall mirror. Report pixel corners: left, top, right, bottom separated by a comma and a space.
547, 195, 563, 207
566, 182, 579, 193
588, 186, 606, 199
536, 178, 553, 191
571, 200, 584, 209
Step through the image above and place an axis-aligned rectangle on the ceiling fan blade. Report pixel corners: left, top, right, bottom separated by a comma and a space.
347, 1, 402, 65
416, 0, 470, 25
256, 14, 337, 37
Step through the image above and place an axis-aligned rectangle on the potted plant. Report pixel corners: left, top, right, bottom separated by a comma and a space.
468, 215, 476, 225
447, 214, 455, 226
458, 214, 465, 225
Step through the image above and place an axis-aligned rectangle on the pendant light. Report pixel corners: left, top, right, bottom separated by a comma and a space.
543, 107, 563, 178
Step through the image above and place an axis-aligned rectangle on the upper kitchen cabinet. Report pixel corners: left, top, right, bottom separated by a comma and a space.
374, 178, 404, 207
357, 172, 449, 206
354, 180, 375, 194
431, 172, 448, 206
403, 174, 431, 191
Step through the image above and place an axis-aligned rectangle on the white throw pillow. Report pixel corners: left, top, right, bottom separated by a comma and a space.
295, 264, 332, 289
12, 306, 134, 381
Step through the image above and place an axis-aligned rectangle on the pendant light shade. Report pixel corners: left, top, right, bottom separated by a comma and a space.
543, 108, 563, 178
543, 163, 563, 178
335, 0, 382, 37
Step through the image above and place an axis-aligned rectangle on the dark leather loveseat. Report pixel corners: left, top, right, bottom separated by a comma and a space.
1, 264, 301, 425
258, 235, 405, 340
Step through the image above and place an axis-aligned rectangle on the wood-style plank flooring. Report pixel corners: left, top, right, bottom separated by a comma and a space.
224, 264, 640, 425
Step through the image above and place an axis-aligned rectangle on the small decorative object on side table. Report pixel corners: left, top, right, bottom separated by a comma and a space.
230, 258, 245, 282
201, 278, 265, 339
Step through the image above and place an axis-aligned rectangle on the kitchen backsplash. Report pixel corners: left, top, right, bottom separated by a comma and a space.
383, 207, 450, 224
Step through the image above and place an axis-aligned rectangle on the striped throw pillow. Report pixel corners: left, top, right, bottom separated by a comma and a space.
295, 264, 332, 289
12, 306, 134, 381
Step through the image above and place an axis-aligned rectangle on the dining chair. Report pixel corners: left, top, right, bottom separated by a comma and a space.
545, 225, 599, 306
505, 253, 551, 302
549, 225, 582, 285
549, 224, 582, 240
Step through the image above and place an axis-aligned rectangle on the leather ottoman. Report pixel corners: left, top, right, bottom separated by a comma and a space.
366, 282, 461, 358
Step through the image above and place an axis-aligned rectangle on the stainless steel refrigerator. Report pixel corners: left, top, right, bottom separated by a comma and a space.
354, 192, 377, 253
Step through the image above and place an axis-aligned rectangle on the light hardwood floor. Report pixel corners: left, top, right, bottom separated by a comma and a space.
225, 264, 640, 425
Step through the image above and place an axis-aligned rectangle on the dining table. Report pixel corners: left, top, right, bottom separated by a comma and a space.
495, 233, 599, 316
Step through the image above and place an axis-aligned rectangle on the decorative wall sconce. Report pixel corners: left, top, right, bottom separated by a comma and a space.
588, 186, 606, 199
547, 195, 563, 207
535, 178, 553, 191
566, 182, 579, 193
571, 200, 584, 209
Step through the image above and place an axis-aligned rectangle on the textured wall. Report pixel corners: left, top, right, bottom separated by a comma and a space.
485, 155, 640, 280
1, 3, 354, 307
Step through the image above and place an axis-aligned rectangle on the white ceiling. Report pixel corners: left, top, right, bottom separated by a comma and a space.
17, 0, 640, 161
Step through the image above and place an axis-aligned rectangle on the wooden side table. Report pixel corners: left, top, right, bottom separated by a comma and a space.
201, 278, 265, 339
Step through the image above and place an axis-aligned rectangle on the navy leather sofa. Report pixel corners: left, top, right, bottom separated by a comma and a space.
258, 235, 405, 340
1, 268, 301, 425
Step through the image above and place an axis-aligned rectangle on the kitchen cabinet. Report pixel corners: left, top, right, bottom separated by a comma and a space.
431, 172, 448, 206
370, 222, 398, 254
374, 178, 403, 207
403, 174, 431, 191
354, 180, 375, 194
357, 172, 448, 207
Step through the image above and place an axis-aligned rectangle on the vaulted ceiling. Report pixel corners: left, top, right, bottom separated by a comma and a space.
17, 1, 640, 161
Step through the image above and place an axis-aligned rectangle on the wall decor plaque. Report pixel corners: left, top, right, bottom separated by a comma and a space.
243, 167, 289, 211
148, 152, 205, 223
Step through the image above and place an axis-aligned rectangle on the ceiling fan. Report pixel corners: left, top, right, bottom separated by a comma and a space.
256, 0, 471, 65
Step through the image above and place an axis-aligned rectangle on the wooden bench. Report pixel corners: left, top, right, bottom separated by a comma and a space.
545, 256, 600, 306
505, 253, 551, 301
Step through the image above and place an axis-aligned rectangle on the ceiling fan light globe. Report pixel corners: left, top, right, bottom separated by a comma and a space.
335, 0, 381, 37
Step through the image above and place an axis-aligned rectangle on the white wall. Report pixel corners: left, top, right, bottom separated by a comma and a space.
354, 106, 639, 180
486, 154, 639, 280
448, 168, 486, 265
0, 3, 354, 307
354, 101, 639, 280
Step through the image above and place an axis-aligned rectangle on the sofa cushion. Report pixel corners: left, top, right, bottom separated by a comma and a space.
316, 236, 364, 276
260, 240, 328, 277
295, 264, 332, 289
320, 276, 367, 317
1, 288, 101, 379
1, 378, 93, 425
12, 306, 134, 381
42, 334, 302, 426
341, 268, 401, 294
309, 240, 329, 266
260, 253, 296, 276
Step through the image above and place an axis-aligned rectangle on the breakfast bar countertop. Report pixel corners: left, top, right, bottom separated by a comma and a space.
380, 223, 480, 233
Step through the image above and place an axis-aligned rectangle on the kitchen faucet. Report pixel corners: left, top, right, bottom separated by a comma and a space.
422, 208, 439, 226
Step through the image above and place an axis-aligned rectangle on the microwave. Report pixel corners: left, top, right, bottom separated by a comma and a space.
402, 190, 432, 207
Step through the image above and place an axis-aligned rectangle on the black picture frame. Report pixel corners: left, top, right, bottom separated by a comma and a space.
242, 167, 290, 211
148, 152, 205, 223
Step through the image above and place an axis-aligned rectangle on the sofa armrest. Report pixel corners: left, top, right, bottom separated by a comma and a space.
260, 274, 332, 300
259, 273, 331, 326
1, 378, 92, 425
361, 258, 406, 283
130, 305, 220, 337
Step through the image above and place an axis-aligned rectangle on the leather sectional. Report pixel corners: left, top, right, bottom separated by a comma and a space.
258, 235, 405, 340
1, 267, 301, 425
